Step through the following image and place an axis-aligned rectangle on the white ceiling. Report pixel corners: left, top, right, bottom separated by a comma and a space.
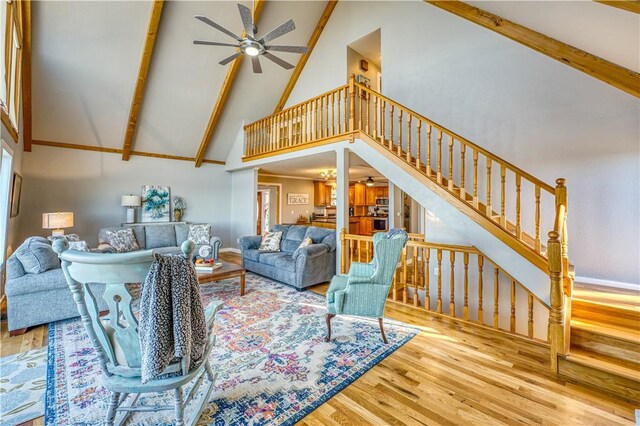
349, 28, 381, 68
259, 151, 388, 183
32, 1, 329, 160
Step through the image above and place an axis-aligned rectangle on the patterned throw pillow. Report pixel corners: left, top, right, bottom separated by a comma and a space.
106, 229, 140, 253
188, 224, 211, 244
298, 237, 313, 248
258, 231, 282, 252
68, 241, 90, 252
47, 233, 80, 243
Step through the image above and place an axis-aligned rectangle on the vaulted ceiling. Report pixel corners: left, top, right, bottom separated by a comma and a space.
31, 1, 330, 164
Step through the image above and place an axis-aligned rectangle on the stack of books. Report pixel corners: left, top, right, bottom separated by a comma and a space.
195, 262, 222, 273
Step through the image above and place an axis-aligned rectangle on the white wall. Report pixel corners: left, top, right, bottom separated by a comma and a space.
18, 146, 232, 246
258, 175, 315, 224
284, 1, 640, 285
229, 168, 257, 250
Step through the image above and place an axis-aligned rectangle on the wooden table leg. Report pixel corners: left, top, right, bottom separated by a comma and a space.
240, 272, 245, 296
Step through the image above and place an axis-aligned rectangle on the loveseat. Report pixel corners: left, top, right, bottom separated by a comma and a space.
239, 225, 336, 290
97, 223, 222, 259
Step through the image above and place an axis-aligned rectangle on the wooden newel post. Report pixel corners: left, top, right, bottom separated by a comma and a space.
548, 230, 565, 372
349, 74, 356, 132
555, 178, 569, 281
340, 228, 347, 274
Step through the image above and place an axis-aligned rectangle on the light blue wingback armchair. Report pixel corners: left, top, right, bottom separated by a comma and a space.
325, 230, 408, 344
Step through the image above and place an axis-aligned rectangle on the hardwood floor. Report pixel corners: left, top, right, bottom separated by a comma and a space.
1, 252, 635, 425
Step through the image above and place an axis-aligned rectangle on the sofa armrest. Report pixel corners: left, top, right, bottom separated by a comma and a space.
293, 243, 329, 260
239, 235, 262, 252
209, 236, 222, 259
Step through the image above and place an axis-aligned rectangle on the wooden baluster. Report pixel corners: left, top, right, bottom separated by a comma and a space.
336, 91, 341, 134
288, 109, 293, 147
424, 248, 431, 310
413, 247, 419, 307
500, 165, 506, 227
402, 246, 408, 304
359, 89, 364, 131
463, 252, 469, 321
448, 136, 454, 191
528, 294, 534, 339
510, 279, 516, 333
516, 175, 522, 238
343, 88, 348, 132
548, 230, 566, 371
373, 97, 378, 140
366, 91, 371, 135
437, 130, 443, 184
460, 144, 466, 199
449, 251, 455, 317
478, 255, 484, 323
535, 185, 541, 251
340, 229, 346, 274
389, 105, 394, 151
406, 115, 412, 163
357, 240, 362, 263
473, 150, 479, 208
486, 158, 492, 216
493, 267, 499, 329
426, 125, 432, 177
436, 249, 442, 313
397, 109, 403, 157
320, 96, 324, 139
332, 92, 336, 136
349, 75, 355, 131
326, 94, 330, 137
416, 120, 422, 171
302, 104, 307, 144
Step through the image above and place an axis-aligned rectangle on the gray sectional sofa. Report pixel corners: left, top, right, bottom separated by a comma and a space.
239, 225, 336, 290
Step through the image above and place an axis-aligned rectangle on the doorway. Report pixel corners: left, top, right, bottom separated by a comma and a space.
257, 183, 281, 234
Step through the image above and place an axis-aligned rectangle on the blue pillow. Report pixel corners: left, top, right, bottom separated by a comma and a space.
14, 237, 61, 274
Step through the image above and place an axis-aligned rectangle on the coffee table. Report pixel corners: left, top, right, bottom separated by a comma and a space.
196, 262, 246, 296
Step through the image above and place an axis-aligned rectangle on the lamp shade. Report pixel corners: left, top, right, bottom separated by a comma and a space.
42, 212, 74, 229
121, 195, 142, 207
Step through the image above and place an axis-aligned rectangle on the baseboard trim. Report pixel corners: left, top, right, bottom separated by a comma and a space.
220, 248, 241, 254
574, 276, 639, 291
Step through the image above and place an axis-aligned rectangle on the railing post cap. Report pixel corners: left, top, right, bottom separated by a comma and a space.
556, 178, 566, 186
548, 231, 560, 240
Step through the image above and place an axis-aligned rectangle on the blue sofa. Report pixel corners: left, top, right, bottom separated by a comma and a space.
239, 225, 336, 290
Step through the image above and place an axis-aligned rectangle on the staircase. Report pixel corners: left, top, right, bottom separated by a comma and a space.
559, 284, 640, 403
240, 77, 638, 403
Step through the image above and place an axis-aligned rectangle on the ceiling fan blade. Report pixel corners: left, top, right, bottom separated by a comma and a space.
237, 3, 255, 37
193, 40, 239, 47
219, 51, 242, 65
265, 45, 309, 54
263, 52, 294, 70
259, 19, 295, 44
195, 15, 242, 41
251, 56, 263, 73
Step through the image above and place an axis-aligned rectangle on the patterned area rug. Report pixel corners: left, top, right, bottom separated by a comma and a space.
46, 274, 418, 425
0, 348, 47, 426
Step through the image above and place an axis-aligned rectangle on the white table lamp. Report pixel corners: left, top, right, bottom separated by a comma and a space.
42, 212, 74, 237
121, 195, 142, 223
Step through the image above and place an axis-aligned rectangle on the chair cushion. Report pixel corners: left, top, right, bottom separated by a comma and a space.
281, 225, 308, 253
305, 226, 336, 251
5, 268, 67, 296
145, 225, 177, 249
259, 231, 282, 251
106, 229, 140, 253
188, 224, 211, 244
175, 224, 190, 244
258, 252, 289, 267
274, 254, 296, 272
243, 249, 261, 262
14, 237, 60, 274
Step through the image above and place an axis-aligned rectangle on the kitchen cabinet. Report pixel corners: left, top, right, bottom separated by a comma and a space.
354, 183, 366, 206
375, 186, 389, 198
359, 217, 373, 235
365, 187, 376, 206
313, 182, 335, 206
348, 186, 354, 206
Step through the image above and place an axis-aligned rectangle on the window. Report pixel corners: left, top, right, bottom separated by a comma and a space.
0, 139, 13, 269
1, 0, 22, 135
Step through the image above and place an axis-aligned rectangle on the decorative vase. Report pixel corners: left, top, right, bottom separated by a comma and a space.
174, 209, 182, 222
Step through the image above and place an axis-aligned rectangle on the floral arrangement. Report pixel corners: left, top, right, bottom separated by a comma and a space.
173, 195, 187, 212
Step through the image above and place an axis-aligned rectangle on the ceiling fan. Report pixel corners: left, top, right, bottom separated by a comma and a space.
193, 3, 309, 73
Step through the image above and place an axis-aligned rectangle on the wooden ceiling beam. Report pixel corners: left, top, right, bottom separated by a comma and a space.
425, 1, 640, 98
121, 0, 164, 161
21, 0, 32, 151
273, 0, 338, 113
194, 0, 266, 167
594, 1, 640, 14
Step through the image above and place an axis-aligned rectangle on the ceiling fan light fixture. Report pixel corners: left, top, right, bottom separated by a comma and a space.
245, 45, 260, 56
365, 176, 375, 187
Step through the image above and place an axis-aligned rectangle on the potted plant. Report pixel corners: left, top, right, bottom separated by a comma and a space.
172, 195, 186, 221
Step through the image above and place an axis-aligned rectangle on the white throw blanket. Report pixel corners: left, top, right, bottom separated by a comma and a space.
139, 253, 207, 384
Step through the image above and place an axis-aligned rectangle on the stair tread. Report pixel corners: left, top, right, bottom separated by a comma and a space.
572, 297, 640, 315
573, 284, 640, 310
571, 318, 640, 344
567, 347, 640, 382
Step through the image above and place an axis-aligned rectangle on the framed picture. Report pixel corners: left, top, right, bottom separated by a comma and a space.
359, 59, 369, 72
9, 172, 21, 218
141, 185, 170, 222
287, 193, 309, 205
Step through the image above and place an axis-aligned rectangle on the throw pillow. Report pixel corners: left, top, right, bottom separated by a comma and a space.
14, 236, 60, 274
47, 233, 80, 243
258, 231, 282, 252
68, 241, 90, 252
188, 224, 211, 245
299, 237, 313, 248
106, 229, 140, 253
